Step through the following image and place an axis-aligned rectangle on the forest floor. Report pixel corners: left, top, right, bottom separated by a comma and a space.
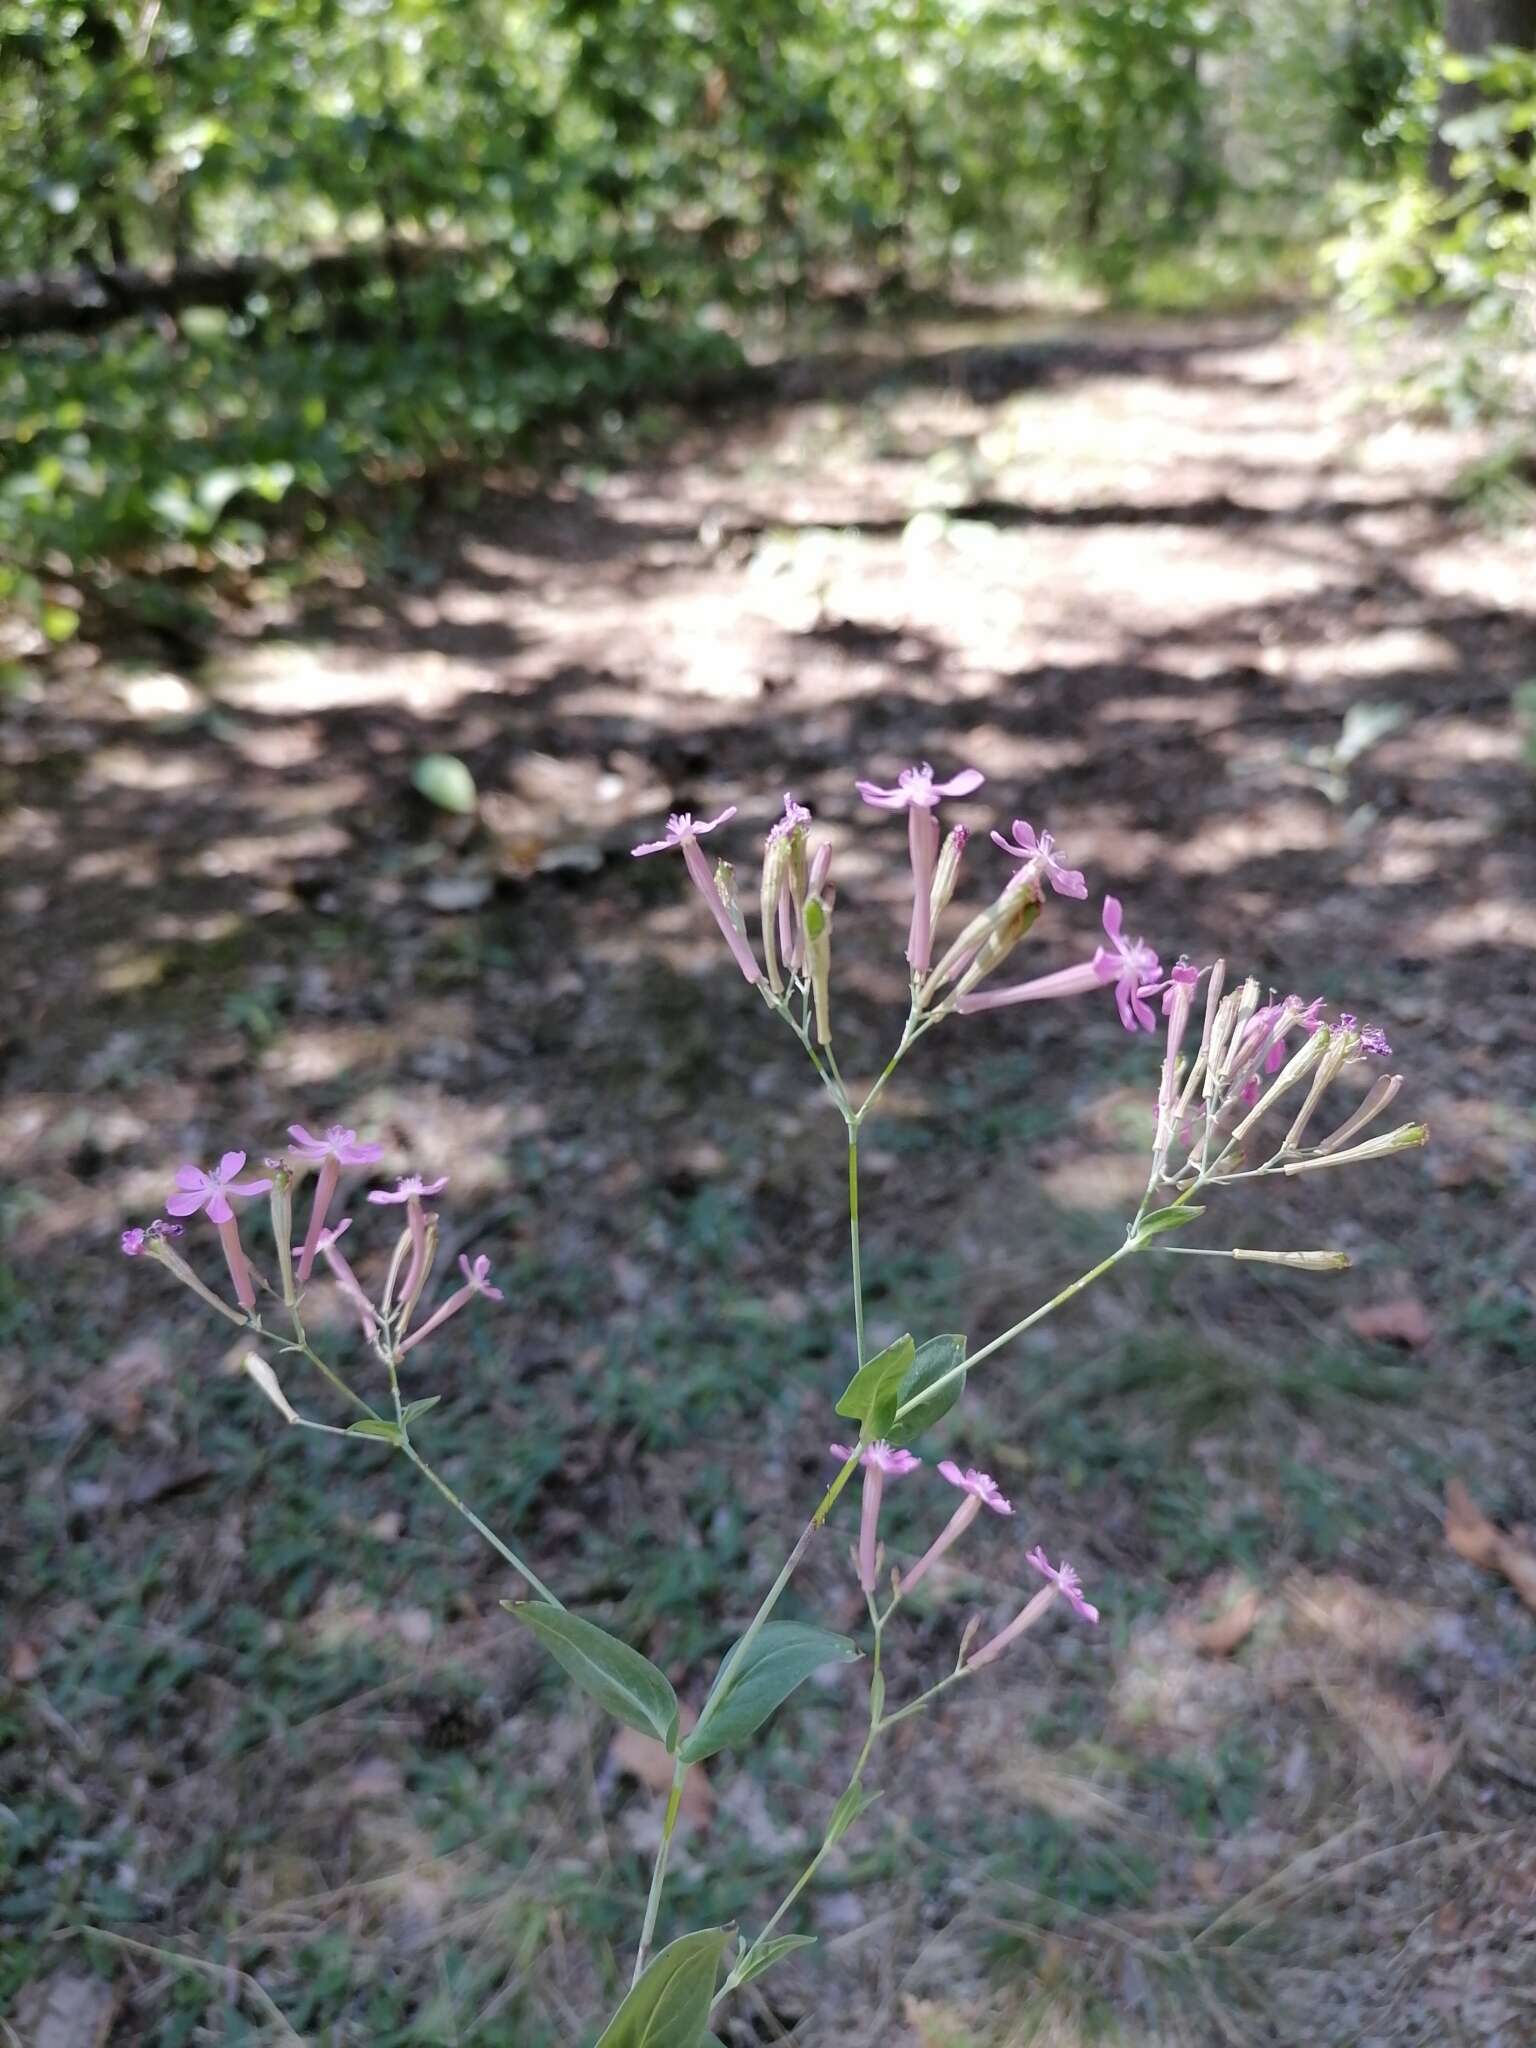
5, 304, 1536, 2048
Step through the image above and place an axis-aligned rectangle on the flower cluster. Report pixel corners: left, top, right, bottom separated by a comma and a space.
632, 763, 1168, 1045
123, 1126, 505, 1417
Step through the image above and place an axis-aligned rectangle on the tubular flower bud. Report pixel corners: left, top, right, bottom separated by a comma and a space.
1231, 1248, 1352, 1270
243, 1351, 299, 1424
803, 891, 834, 1045
1280, 1122, 1428, 1173
928, 825, 969, 925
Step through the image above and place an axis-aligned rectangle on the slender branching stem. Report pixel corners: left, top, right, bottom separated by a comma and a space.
399, 1439, 564, 1609
632, 1756, 689, 1984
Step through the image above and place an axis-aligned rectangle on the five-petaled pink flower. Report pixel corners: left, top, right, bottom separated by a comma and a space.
399, 1252, 505, 1353
1093, 896, 1162, 1032
900, 1459, 1013, 1596
290, 1123, 385, 1285
1026, 1546, 1100, 1623
856, 764, 984, 976
367, 1174, 450, 1205
167, 1152, 273, 1226
165, 1152, 272, 1310
831, 1439, 922, 1593
989, 821, 1087, 901
955, 893, 1161, 1030
631, 807, 761, 985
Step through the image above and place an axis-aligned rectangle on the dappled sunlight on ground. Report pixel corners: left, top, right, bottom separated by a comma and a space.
4, 306, 1535, 2046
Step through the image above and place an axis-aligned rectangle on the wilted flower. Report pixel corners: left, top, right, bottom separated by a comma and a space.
121, 1227, 147, 1257
632, 807, 761, 984
368, 1174, 450, 1205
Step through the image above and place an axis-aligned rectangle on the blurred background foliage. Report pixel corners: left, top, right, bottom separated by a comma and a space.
0, 0, 1531, 645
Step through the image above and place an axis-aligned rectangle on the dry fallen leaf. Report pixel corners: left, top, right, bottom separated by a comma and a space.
1346, 1293, 1432, 1348
1183, 1585, 1263, 1657
608, 1708, 713, 1831
1445, 1479, 1536, 1612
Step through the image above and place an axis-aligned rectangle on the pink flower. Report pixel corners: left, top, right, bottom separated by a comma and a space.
398, 1251, 504, 1354
458, 1252, 504, 1302
830, 1441, 922, 1475
900, 1461, 1012, 1596
831, 1440, 921, 1592
1093, 896, 1162, 1032
855, 764, 983, 975
367, 1174, 450, 1204
287, 1124, 384, 1167
955, 894, 1161, 1030
166, 1152, 273, 1226
631, 807, 738, 858
937, 1460, 1013, 1515
121, 1227, 147, 1257
368, 1176, 448, 1316
989, 821, 1087, 900
164, 1152, 271, 1311
631, 807, 761, 985
1026, 1546, 1100, 1623
289, 1125, 385, 1285
854, 764, 985, 812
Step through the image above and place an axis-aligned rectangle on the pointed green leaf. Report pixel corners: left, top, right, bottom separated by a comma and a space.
680, 1621, 860, 1764
346, 1417, 404, 1444
507, 1603, 679, 1748
1134, 1204, 1206, 1243
885, 1333, 967, 1447
593, 1926, 729, 2047
734, 1933, 817, 1986
401, 1396, 441, 1426
833, 1333, 915, 1434
825, 1781, 883, 1845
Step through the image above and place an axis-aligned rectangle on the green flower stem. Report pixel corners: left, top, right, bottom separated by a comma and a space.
846, 1123, 866, 1368
893, 1235, 1142, 1425
398, 1438, 564, 1610
632, 1755, 689, 1984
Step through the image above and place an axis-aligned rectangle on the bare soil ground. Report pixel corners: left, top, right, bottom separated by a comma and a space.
4, 308, 1536, 2047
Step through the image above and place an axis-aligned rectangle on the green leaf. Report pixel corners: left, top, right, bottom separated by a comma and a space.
507, 1603, 678, 1748
1134, 1204, 1206, 1243
593, 1927, 729, 2048
412, 752, 478, 815
825, 1781, 883, 1846
680, 1621, 860, 1764
401, 1395, 441, 1426
884, 1333, 966, 1448
734, 1933, 817, 1986
346, 1417, 404, 1444
833, 1333, 914, 1435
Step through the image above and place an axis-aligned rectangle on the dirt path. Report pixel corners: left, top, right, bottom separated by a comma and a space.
5, 310, 1536, 2046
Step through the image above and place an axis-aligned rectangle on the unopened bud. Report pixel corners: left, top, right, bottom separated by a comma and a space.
1280, 1122, 1428, 1173
714, 859, 747, 938
946, 884, 1041, 1006
1231, 1248, 1352, 1271
803, 891, 833, 1045
243, 1351, 299, 1423
269, 1169, 296, 1306
808, 839, 832, 896
759, 832, 792, 993
928, 825, 968, 925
